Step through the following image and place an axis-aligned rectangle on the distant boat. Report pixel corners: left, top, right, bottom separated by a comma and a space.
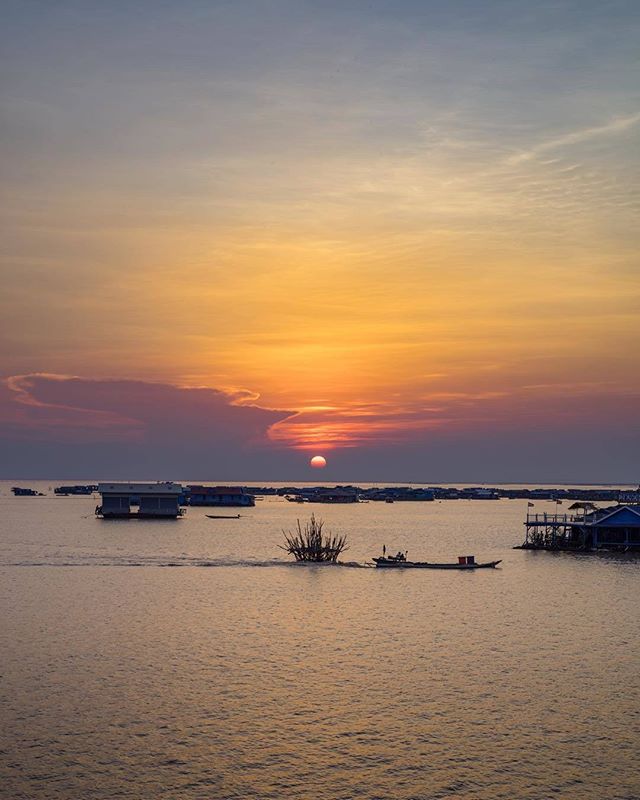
206, 514, 241, 519
373, 551, 501, 569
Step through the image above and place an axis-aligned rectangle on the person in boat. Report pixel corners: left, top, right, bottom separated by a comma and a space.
380, 546, 407, 562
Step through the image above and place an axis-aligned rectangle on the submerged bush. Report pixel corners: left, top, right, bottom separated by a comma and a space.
280, 514, 348, 562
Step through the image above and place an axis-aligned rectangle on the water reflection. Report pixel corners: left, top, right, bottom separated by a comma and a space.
1, 487, 639, 799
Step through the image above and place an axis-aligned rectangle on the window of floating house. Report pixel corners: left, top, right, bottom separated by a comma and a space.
138, 495, 179, 512
102, 495, 130, 512
139, 496, 160, 513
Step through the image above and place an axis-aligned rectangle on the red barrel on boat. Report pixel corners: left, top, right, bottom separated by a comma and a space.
458, 556, 466, 564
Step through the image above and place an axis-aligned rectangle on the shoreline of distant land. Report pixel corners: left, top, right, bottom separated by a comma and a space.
0, 478, 636, 488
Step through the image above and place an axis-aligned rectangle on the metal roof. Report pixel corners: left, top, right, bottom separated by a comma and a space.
98, 482, 183, 495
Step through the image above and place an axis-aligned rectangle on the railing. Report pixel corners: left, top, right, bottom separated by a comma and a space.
525, 512, 577, 525
526, 510, 617, 526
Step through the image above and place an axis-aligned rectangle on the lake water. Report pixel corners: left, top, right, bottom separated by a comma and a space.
1, 482, 639, 799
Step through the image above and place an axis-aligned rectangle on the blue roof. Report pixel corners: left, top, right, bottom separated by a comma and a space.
588, 505, 640, 527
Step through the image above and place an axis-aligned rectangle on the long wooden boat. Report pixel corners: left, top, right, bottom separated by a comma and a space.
373, 556, 501, 569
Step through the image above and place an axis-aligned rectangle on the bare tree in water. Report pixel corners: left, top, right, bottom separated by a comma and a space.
280, 514, 348, 562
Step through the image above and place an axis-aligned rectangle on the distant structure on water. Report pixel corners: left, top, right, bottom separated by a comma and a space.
278, 486, 435, 503
619, 488, 640, 504
54, 484, 98, 495
254, 485, 624, 503
11, 486, 44, 496
309, 487, 359, 503
187, 485, 255, 507
519, 503, 640, 551
365, 487, 436, 502
95, 482, 185, 519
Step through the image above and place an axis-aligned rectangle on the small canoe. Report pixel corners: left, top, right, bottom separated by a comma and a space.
373, 557, 501, 569
206, 514, 241, 519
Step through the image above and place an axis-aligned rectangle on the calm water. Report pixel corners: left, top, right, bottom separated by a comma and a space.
1, 482, 639, 800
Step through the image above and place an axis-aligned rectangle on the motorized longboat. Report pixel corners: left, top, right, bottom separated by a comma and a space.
373, 551, 501, 569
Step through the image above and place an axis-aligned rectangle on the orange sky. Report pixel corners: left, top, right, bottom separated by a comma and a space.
1, 1, 639, 474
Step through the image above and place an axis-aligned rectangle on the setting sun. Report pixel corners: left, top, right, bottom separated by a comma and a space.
310, 455, 327, 469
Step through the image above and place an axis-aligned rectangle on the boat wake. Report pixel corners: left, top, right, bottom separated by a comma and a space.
3, 556, 370, 569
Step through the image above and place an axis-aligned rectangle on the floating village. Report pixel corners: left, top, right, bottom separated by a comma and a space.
9, 481, 640, 555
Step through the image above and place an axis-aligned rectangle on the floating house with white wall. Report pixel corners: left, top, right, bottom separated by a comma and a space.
96, 482, 185, 518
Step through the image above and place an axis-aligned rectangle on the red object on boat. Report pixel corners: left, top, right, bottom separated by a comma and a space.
458, 556, 466, 564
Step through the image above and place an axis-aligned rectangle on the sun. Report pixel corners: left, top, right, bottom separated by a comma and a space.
310, 455, 327, 469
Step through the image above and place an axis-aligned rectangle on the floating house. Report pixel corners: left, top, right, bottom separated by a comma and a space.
459, 487, 500, 500
619, 488, 640, 504
367, 487, 435, 502
55, 484, 98, 495
308, 487, 359, 503
271, 485, 622, 502
520, 504, 640, 551
12, 486, 43, 496
96, 482, 185, 519
187, 485, 255, 507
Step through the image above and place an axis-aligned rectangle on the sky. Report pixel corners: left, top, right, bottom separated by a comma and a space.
1, 0, 639, 481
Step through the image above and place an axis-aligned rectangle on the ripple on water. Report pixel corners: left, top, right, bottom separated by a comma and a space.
1, 495, 639, 799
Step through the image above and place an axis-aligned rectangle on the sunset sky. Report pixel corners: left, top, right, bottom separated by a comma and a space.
1, 0, 639, 481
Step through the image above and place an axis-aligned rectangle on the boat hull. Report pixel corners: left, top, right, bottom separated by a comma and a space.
373, 558, 501, 569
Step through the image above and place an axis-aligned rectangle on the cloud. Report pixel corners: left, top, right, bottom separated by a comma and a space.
507, 112, 640, 165
3, 373, 143, 437
1, 373, 639, 482
0, 374, 295, 478
269, 383, 640, 451
2, 373, 292, 443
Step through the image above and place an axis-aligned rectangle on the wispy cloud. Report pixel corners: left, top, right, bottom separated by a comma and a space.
507, 112, 640, 165
267, 381, 640, 451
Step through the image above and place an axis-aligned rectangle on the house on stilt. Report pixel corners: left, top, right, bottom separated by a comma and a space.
519, 503, 640, 551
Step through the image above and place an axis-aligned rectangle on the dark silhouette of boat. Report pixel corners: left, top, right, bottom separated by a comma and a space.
206, 514, 241, 519
373, 550, 501, 569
